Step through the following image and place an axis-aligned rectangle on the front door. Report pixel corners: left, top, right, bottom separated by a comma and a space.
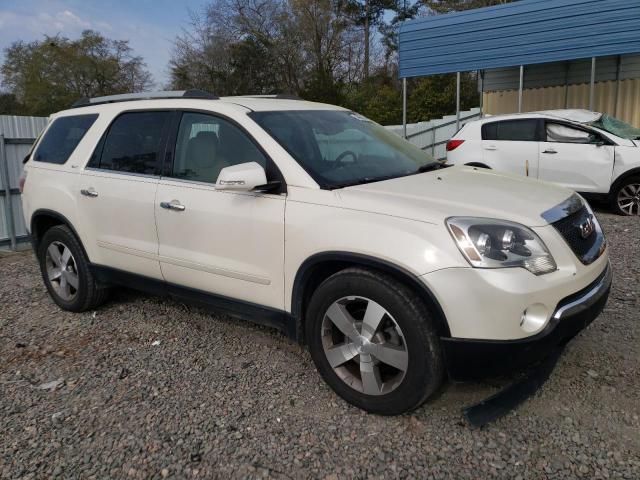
538, 122, 614, 193
155, 111, 286, 310
481, 118, 541, 178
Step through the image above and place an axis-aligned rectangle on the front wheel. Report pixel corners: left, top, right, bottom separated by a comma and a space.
610, 176, 640, 216
306, 268, 444, 415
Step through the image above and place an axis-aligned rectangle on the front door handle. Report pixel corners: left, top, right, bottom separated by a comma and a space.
542, 149, 557, 154
160, 200, 186, 212
80, 188, 98, 198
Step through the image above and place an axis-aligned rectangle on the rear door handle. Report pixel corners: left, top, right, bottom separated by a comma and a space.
160, 200, 186, 212
542, 149, 557, 154
484, 145, 497, 151
80, 188, 98, 197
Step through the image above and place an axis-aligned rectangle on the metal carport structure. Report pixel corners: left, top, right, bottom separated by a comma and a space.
398, 0, 640, 137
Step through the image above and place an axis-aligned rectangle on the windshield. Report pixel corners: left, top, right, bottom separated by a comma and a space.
589, 114, 640, 140
250, 110, 438, 188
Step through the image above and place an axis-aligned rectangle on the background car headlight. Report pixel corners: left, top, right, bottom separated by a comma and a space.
446, 217, 557, 275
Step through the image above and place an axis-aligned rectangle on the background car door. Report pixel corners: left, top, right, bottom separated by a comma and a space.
481, 119, 541, 177
538, 122, 614, 193
77, 111, 171, 279
155, 111, 286, 310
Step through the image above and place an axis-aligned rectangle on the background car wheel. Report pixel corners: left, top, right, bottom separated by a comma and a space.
306, 268, 444, 415
611, 176, 640, 216
37, 225, 109, 312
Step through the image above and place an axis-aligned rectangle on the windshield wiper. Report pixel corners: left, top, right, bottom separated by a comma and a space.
327, 174, 404, 190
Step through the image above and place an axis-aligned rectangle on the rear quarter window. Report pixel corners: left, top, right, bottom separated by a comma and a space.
33, 114, 98, 164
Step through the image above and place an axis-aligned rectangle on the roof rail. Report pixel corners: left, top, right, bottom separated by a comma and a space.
231, 94, 303, 100
71, 89, 218, 108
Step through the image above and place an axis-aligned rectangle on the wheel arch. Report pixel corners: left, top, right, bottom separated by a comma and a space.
291, 252, 451, 344
610, 167, 640, 196
465, 162, 491, 169
30, 209, 88, 258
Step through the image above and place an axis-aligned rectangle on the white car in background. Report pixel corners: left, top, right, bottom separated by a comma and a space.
446, 110, 640, 215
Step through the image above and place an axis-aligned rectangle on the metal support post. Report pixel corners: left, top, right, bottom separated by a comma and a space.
0, 135, 17, 250
589, 56, 596, 111
402, 78, 407, 139
456, 72, 461, 131
518, 65, 524, 113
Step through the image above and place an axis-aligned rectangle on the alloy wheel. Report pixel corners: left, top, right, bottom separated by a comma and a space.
45, 241, 79, 301
617, 183, 640, 215
321, 296, 409, 396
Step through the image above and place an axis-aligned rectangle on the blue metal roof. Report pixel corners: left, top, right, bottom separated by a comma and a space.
398, 0, 640, 78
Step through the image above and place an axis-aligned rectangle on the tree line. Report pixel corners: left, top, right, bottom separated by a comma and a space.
0, 0, 510, 124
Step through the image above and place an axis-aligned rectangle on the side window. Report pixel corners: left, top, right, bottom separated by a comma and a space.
171, 112, 267, 184
482, 120, 539, 142
546, 123, 596, 144
96, 111, 171, 174
33, 114, 98, 164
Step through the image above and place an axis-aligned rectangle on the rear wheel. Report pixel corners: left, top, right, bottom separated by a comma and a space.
37, 225, 109, 311
610, 176, 640, 216
306, 268, 444, 415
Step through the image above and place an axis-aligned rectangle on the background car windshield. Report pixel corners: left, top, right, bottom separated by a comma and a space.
250, 110, 437, 188
590, 114, 640, 140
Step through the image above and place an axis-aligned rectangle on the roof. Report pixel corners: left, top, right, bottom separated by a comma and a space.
58, 95, 345, 117
533, 109, 601, 123
398, 0, 640, 78
467, 109, 602, 124
221, 97, 345, 112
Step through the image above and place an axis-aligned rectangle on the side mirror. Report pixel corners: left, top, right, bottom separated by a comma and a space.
216, 162, 267, 192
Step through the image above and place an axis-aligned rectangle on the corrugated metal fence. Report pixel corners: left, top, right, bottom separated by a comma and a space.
386, 108, 481, 161
0, 115, 48, 249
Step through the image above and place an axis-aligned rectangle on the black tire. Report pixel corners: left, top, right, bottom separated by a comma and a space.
305, 268, 444, 415
610, 176, 640, 216
37, 225, 109, 312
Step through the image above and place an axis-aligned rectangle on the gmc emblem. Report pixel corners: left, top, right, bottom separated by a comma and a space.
579, 215, 595, 239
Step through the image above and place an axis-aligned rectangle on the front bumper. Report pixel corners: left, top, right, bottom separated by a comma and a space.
441, 262, 612, 380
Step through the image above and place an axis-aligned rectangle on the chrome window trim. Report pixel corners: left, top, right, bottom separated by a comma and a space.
83, 166, 160, 180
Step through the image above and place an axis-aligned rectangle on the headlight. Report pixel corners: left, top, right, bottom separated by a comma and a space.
446, 217, 557, 275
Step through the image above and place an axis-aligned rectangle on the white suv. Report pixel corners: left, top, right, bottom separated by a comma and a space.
446, 110, 640, 215
21, 91, 611, 415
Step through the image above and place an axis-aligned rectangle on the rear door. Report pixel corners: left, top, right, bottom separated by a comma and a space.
77, 110, 172, 279
538, 121, 614, 193
481, 119, 542, 178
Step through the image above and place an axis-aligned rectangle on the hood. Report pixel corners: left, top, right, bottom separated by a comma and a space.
337, 166, 573, 227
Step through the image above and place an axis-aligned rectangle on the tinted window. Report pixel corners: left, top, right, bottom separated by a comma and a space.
97, 111, 171, 174
482, 120, 539, 141
250, 110, 437, 189
171, 112, 266, 184
33, 114, 98, 164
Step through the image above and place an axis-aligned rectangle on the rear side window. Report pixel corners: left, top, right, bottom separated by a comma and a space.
92, 111, 171, 175
33, 114, 98, 164
482, 120, 539, 142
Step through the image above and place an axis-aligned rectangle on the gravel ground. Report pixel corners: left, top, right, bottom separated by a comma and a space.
1, 211, 639, 479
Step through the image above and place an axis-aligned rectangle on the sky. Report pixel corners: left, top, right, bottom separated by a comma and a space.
0, 0, 209, 88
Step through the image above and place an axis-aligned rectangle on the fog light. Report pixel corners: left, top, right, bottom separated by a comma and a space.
520, 304, 548, 333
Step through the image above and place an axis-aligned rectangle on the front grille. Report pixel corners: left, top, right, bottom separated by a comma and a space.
552, 206, 600, 264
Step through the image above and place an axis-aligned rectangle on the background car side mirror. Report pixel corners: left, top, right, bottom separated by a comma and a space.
216, 162, 268, 192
